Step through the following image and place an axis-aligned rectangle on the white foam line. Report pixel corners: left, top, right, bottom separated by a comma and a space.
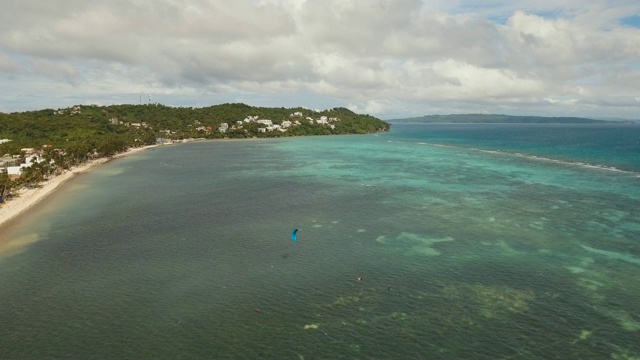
407, 140, 638, 176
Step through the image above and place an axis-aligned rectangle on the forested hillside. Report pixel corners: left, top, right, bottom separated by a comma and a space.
0, 103, 388, 198
0, 103, 390, 155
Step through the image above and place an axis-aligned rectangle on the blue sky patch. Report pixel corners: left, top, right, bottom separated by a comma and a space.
486, 10, 562, 25
621, 15, 640, 28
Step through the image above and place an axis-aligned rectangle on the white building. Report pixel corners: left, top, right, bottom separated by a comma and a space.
6, 155, 48, 179
6, 166, 22, 179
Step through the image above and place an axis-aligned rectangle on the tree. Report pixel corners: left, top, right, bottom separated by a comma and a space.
0, 172, 12, 200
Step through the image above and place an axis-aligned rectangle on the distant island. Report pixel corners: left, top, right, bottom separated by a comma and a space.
388, 114, 633, 124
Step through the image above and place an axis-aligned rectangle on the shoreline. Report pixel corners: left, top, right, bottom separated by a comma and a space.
0, 132, 379, 232
0, 145, 157, 230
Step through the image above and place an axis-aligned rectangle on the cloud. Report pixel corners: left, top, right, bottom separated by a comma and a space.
0, 0, 639, 119
29, 58, 80, 81
0, 53, 21, 72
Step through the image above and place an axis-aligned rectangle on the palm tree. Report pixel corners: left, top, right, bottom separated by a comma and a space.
0, 172, 10, 201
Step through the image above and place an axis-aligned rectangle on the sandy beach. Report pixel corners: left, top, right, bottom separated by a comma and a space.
0, 145, 157, 229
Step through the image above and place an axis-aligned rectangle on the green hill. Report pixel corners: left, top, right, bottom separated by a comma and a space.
0, 103, 390, 154
0, 103, 389, 194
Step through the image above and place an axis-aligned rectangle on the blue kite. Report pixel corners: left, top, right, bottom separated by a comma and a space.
291, 228, 301, 242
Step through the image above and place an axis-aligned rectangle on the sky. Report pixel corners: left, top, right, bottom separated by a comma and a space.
1, 0, 639, 120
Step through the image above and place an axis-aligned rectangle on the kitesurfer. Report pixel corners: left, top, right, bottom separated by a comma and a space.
291, 228, 301, 242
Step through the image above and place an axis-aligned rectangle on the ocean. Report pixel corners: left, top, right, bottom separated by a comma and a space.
0, 123, 639, 359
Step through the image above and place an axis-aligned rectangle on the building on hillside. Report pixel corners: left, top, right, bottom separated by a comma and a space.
5, 155, 47, 179
0, 157, 18, 167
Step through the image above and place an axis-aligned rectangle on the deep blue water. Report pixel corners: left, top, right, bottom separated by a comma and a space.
0, 123, 639, 359
391, 123, 640, 173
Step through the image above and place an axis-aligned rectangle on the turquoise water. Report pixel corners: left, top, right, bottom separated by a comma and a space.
1, 124, 639, 359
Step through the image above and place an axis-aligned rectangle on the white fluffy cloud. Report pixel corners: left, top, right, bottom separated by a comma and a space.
0, 0, 639, 119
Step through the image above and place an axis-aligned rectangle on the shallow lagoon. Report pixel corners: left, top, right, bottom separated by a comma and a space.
1, 124, 639, 359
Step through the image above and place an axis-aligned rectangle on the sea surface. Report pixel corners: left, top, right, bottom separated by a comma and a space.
1, 123, 639, 359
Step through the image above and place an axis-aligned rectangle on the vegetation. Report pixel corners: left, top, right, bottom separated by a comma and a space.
388, 114, 626, 124
0, 103, 389, 200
